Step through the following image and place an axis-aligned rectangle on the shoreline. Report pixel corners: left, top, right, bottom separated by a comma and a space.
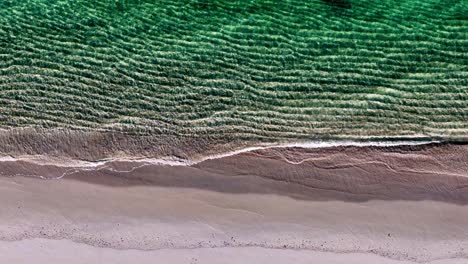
0, 139, 467, 263
1, 131, 467, 263
0, 137, 452, 167
1, 143, 467, 203
1, 127, 466, 162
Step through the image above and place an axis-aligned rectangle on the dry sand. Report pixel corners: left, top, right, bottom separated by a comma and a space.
0, 144, 467, 263
4, 239, 466, 264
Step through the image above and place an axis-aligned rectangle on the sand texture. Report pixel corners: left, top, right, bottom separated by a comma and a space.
0, 144, 467, 263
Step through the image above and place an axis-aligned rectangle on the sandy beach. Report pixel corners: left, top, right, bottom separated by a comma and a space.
3, 239, 467, 264
0, 144, 467, 263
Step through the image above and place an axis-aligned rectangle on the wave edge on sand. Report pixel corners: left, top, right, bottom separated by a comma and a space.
0, 138, 445, 168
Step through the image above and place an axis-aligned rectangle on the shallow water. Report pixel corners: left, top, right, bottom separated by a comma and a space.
0, 0, 466, 141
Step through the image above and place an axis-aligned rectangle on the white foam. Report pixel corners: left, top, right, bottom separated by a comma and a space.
0, 138, 440, 168
194, 139, 439, 164
0, 156, 16, 162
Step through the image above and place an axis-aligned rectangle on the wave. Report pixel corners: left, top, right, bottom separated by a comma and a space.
0, 137, 442, 169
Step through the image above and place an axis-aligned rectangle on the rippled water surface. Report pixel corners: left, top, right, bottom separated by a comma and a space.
0, 0, 466, 140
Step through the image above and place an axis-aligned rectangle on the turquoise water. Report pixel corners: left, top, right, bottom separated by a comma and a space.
0, 0, 466, 140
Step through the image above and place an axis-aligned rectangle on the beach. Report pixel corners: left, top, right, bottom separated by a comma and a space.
1, 144, 467, 263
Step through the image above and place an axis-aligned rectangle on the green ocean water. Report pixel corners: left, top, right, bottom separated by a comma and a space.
0, 0, 466, 141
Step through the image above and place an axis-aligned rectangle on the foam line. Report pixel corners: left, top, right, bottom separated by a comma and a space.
0, 138, 440, 169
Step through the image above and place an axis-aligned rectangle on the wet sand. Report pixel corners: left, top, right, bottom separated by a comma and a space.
0, 144, 467, 263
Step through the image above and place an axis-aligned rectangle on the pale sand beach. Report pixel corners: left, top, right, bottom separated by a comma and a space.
0, 144, 467, 263
3, 239, 467, 264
